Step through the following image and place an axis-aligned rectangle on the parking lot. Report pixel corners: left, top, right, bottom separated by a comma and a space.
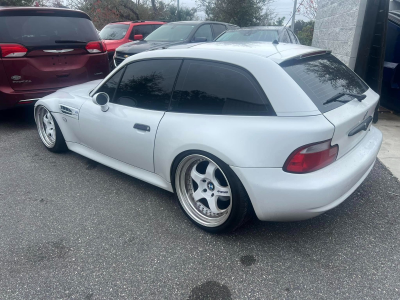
0, 107, 399, 300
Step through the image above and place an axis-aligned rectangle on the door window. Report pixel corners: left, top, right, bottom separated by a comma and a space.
212, 24, 227, 38
96, 68, 124, 100
281, 30, 291, 43
287, 30, 297, 44
113, 59, 182, 111
130, 25, 154, 39
193, 25, 213, 42
170, 60, 274, 116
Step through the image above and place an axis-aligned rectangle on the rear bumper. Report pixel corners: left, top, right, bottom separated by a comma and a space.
0, 87, 57, 110
231, 126, 383, 221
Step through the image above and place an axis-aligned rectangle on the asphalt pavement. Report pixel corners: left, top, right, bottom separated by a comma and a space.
1, 107, 400, 300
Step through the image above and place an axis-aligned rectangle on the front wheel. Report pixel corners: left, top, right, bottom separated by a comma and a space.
35, 105, 67, 153
173, 152, 252, 233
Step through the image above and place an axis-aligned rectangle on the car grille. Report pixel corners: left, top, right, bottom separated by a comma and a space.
114, 57, 125, 66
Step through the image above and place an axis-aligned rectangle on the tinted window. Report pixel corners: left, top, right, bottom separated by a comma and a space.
153, 24, 162, 31
145, 24, 195, 42
281, 54, 369, 113
113, 60, 182, 111
171, 60, 274, 115
96, 68, 124, 99
212, 24, 227, 38
131, 25, 154, 39
0, 16, 98, 46
193, 25, 213, 42
216, 30, 279, 42
100, 24, 129, 40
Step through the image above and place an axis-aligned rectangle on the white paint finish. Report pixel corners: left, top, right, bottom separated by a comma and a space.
78, 102, 165, 172
51, 112, 81, 143
323, 88, 380, 159
154, 113, 334, 181
67, 142, 173, 192
231, 126, 382, 221
375, 113, 400, 180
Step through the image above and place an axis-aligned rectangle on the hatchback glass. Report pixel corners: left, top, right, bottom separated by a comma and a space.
281, 54, 369, 113
0, 16, 99, 46
216, 30, 279, 42
100, 24, 129, 40
145, 24, 195, 42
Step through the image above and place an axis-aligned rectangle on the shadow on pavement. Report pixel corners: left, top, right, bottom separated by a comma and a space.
0, 106, 36, 129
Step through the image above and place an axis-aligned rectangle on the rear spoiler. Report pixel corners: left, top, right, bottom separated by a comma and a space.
278, 50, 332, 64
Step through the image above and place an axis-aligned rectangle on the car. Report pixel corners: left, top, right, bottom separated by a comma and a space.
215, 26, 300, 44
113, 21, 239, 67
0, 7, 109, 111
34, 42, 382, 233
99, 20, 166, 70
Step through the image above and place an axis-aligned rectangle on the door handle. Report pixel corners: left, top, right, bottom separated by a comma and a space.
134, 123, 150, 132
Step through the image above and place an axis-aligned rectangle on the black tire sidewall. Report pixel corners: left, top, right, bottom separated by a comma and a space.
172, 150, 251, 234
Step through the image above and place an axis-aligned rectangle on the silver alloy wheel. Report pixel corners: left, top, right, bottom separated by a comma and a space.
36, 106, 56, 148
175, 154, 232, 227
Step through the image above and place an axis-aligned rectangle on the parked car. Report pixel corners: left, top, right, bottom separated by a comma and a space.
113, 21, 239, 67
0, 7, 109, 111
99, 20, 165, 70
215, 26, 301, 44
34, 42, 382, 233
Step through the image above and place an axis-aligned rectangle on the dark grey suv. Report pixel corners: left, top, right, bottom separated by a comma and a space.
114, 21, 238, 66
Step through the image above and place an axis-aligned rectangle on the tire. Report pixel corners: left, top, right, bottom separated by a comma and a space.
172, 151, 253, 233
35, 105, 68, 153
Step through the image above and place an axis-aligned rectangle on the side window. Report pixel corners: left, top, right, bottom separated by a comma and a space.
288, 30, 297, 44
153, 24, 162, 31
113, 59, 182, 111
96, 68, 124, 100
130, 25, 154, 39
171, 60, 274, 116
281, 30, 290, 43
193, 25, 213, 42
212, 24, 227, 38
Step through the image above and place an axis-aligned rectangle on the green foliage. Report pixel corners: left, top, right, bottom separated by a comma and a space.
0, 0, 35, 5
197, 0, 275, 27
269, 16, 285, 26
294, 20, 314, 46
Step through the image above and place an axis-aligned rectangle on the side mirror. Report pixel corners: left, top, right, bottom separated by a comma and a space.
92, 92, 110, 112
193, 37, 207, 43
134, 34, 143, 40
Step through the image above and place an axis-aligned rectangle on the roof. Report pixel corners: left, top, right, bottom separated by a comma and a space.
168, 21, 233, 26
162, 41, 324, 63
240, 26, 285, 31
0, 6, 90, 19
110, 20, 166, 25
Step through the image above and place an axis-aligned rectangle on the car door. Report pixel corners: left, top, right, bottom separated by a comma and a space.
79, 59, 182, 172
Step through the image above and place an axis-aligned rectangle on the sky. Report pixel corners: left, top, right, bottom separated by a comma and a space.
178, 0, 308, 23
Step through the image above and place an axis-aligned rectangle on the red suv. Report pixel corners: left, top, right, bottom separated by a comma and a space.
0, 7, 109, 110
99, 21, 165, 69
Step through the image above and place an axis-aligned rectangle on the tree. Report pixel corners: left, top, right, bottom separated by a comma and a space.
0, 0, 35, 5
297, 0, 318, 20
293, 19, 314, 46
270, 16, 285, 26
196, 0, 275, 27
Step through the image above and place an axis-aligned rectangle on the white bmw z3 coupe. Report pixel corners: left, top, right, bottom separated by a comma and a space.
34, 42, 383, 233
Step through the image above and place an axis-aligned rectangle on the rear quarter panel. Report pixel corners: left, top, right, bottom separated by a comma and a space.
154, 113, 335, 182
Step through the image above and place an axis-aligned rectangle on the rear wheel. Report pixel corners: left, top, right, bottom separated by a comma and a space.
173, 152, 252, 233
35, 105, 67, 153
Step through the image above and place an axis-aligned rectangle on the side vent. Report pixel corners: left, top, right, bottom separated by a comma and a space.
60, 105, 79, 119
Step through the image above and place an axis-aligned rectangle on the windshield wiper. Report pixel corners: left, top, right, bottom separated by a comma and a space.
323, 92, 367, 105
55, 40, 86, 43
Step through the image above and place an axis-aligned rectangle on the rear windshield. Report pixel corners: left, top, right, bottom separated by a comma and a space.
100, 24, 129, 40
216, 30, 279, 42
281, 54, 369, 113
0, 16, 99, 46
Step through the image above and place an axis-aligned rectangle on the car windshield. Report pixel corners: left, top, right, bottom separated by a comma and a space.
0, 16, 99, 46
100, 24, 129, 40
216, 30, 279, 42
145, 24, 195, 42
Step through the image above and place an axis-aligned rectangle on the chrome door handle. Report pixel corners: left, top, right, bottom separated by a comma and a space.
134, 124, 150, 132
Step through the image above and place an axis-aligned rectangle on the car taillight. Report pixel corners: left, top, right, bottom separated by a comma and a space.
283, 140, 338, 174
85, 41, 106, 53
0, 44, 28, 58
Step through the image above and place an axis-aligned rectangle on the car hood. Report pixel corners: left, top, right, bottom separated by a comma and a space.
116, 40, 186, 54
37, 80, 102, 112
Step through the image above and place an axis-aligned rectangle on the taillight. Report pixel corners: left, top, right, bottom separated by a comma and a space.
0, 44, 28, 58
283, 140, 338, 174
85, 41, 106, 53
